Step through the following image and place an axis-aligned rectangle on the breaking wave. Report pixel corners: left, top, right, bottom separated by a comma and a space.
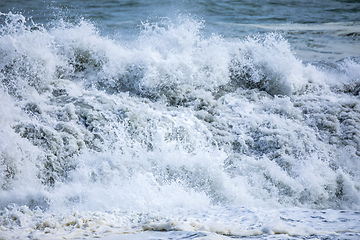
0, 11, 360, 239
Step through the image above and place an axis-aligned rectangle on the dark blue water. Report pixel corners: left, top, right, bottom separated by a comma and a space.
2, 0, 360, 26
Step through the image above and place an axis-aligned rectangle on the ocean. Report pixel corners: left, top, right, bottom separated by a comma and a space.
0, 0, 360, 239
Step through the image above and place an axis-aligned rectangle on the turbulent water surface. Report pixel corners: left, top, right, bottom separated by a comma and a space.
0, 0, 360, 239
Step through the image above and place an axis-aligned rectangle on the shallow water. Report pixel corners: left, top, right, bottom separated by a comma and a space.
0, 1, 360, 239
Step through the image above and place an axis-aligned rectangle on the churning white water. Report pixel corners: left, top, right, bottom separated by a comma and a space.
0, 12, 359, 239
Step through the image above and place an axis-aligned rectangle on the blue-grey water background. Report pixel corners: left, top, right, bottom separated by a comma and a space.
1, 0, 360, 60
0, 0, 360, 239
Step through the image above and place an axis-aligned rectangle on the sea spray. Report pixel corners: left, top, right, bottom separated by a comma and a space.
0, 12, 360, 239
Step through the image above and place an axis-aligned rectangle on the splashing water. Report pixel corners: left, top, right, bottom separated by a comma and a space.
0, 12, 360, 239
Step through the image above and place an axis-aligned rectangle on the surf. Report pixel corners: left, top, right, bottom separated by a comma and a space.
0, 11, 360, 239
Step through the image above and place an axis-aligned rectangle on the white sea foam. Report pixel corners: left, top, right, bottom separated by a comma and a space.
0, 12, 360, 239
